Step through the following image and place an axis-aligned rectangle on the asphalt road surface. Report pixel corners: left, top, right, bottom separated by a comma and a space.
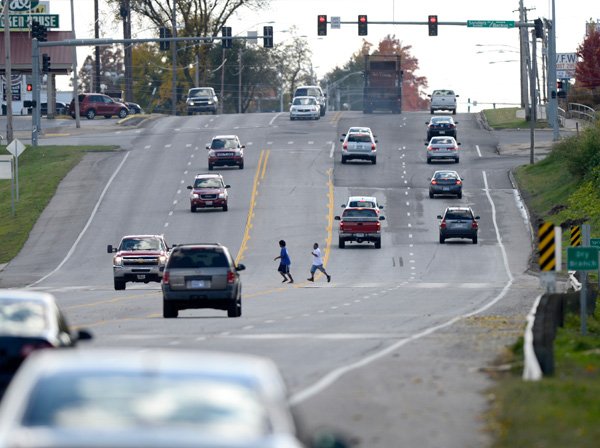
0, 111, 545, 447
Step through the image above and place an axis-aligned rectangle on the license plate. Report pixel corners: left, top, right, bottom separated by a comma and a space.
438, 131, 445, 134
443, 187, 450, 191
205, 201, 213, 205
137, 274, 146, 280
355, 233, 365, 237
190, 280, 206, 288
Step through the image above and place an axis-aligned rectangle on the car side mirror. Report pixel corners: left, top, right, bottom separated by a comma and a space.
426, 121, 429, 124
437, 215, 443, 219
241, 145, 246, 149
76, 329, 93, 341
236, 264, 246, 271
424, 143, 428, 146
456, 94, 460, 97
225, 185, 231, 188
334, 216, 341, 220
374, 139, 378, 143
341, 204, 346, 208
206, 145, 210, 150
457, 142, 462, 146
187, 186, 193, 190
107, 245, 115, 253
342, 133, 346, 137
379, 216, 386, 220
340, 139, 344, 142
455, 121, 459, 124
475, 216, 480, 220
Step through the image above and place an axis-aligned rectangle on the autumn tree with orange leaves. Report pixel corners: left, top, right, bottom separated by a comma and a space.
323, 35, 429, 111
575, 25, 600, 89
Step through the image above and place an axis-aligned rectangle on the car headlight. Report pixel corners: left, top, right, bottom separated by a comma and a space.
207, 100, 214, 105
208, 150, 215, 156
113, 256, 122, 266
192, 193, 200, 199
159, 255, 167, 264
218, 193, 226, 199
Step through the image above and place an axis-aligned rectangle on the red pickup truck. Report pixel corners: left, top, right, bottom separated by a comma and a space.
334, 208, 386, 249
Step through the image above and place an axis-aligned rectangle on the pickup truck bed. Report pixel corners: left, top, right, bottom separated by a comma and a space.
335, 208, 385, 249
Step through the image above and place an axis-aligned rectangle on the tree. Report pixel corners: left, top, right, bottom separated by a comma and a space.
77, 46, 125, 93
575, 24, 600, 89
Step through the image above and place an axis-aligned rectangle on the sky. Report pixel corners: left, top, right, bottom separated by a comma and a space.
51, 0, 597, 112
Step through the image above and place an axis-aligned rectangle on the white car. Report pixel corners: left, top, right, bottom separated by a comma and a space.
0, 349, 313, 448
340, 131, 377, 164
342, 195, 383, 212
289, 96, 320, 120
293, 85, 327, 116
342, 127, 375, 138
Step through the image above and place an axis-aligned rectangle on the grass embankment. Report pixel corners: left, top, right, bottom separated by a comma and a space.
0, 145, 118, 264
483, 107, 550, 129
485, 112, 600, 446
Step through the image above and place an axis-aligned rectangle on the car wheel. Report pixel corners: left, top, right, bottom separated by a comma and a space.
372, 157, 377, 165
212, 109, 217, 115
228, 296, 242, 318
239, 162, 244, 170
163, 300, 178, 318
452, 109, 457, 115
86, 109, 96, 120
439, 235, 445, 244
427, 158, 432, 164
341, 156, 347, 164
190, 204, 197, 213
375, 239, 381, 249
429, 191, 434, 199
472, 235, 478, 244
455, 158, 460, 164
290, 116, 294, 121
208, 164, 213, 171
339, 237, 345, 249
223, 203, 228, 212
114, 278, 126, 290
118, 108, 128, 119
457, 192, 462, 199
430, 109, 434, 114
104, 115, 112, 119
187, 110, 193, 116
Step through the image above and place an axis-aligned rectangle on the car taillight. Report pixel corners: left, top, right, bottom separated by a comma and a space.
340, 222, 345, 231
456, 180, 462, 185
376, 221, 381, 229
343, 143, 348, 150
371, 144, 376, 151
227, 271, 235, 284
162, 271, 170, 284
472, 221, 478, 230
20, 341, 53, 358
431, 180, 437, 185
440, 220, 447, 229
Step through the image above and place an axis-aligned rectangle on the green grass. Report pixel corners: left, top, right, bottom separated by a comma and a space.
0, 145, 118, 264
484, 107, 550, 129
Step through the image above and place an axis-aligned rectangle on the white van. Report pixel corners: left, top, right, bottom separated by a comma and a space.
428, 89, 459, 115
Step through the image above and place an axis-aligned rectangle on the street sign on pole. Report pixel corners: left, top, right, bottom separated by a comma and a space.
567, 247, 599, 271
589, 238, 600, 248
331, 16, 341, 29
467, 20, 515, 28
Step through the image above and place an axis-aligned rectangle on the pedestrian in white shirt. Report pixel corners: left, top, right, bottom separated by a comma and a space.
307, 242, 331, 283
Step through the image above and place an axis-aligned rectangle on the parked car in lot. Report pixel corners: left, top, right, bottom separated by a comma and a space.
426, 115, 458, 140
289, 96, 320, 120
107, 235, 171, 290
69, 93, 129, 120
342, 195, 383, 212
340, 131, 378, 164
0, 348, 325, 448
40, 102, 68, 116
429, 170, 463, 198
335, 207, 385, 249
186, 87, 218, 115
437, 206, 480, 244
125, 101, 144, 114
425, 136, 461, 164
206, 135, 245, 170
187, 173, 230, 212
161, 243, 245, 318
0, 290, 92, 398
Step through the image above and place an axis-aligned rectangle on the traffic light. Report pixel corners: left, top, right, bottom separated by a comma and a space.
358, 15, 367, 36
31, 20, 42, 39
556, 80, 563, 90
317, 15, 327, 36
42, 54, 51, 73
26, 83, 33, 92
221, 26, 232, 48
39, 24, 47, 42
263, 26, 273, 48
428, 15, 438, 36
534, 18, 544, 39
159, 27, 171, 51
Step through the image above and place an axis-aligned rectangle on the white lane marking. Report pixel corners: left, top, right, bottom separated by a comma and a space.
29, 152, 131, 287
173, 200, 178, 205
186, 143, 192, 147
269, 114, 282, 126
476, 144, 482, 157
290, 170, 514, 406
407, 212, 411, 217
187, 161, 191, 166
267, 141, 273, 145
168, 211, 173, 216
243, 325, 255, 330
288, 141, 293, 145
406, 201, 410, 206
265, 320, 276, 324
164, 222, 169, 228
247, 142, 253, 146
409, 234, 413, 238
176, 189, 181, 194
164, 144, 172, 148
144, 145, 151, 149
318, 310, 325, 313
329, 142, 335, 158
308, 141, 314, 145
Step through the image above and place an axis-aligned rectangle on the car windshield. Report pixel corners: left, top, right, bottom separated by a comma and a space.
430, 138, 455, 145
296, 88, 321, 97
189, 89, 212, 97
349, 201, 376, 208
433, 90, 455, 96
343, 209, 378, 218
347, 134, 372, 143
445, 210, 473, 220
168, 248, 230, 269
194, 178, 223, 189
293, 97, 316, 105
211, 139, 238, 149
432, 118, 452, 124
120, 238, 162, 251
21, 372, 269, 437
435, 172, 458, 180
348, 127, 371, 134
0, 299, 48, 335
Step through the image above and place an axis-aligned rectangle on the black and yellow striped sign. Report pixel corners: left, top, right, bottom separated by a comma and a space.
570, 226, 582, 247
538, 222, 556, 271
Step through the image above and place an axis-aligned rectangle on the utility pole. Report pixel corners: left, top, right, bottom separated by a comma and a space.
171, 1, 177, 115
547, 0, 560, 141
70, 0, 80, 128
121, 0, 133, 102
94, 0, 101, 93
518, 0, 532, 117
3, 0, 13, 143
529, 29, 537, 165
238, 47, 242, 114
220, 48, 226, 114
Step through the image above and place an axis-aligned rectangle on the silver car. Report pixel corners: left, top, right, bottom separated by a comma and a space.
161, 243, 245, 318
425, 136, 461, 164
0, 349, 308, 448
289, 96, 320, 120
340, 132, 378, 164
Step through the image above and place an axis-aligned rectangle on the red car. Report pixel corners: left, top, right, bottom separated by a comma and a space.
69, 93, 129, 120
206, 135, 245, 170
187, 173, 230, 212
334, 207, 386, 249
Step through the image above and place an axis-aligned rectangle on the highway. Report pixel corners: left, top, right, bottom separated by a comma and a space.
0, 111, 543, 447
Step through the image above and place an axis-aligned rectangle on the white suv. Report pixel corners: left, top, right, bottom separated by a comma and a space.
294, 85, 327, 116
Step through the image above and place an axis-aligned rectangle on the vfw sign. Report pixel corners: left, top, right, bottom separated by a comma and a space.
556, 53, 577, 79
6, 0, 40, 11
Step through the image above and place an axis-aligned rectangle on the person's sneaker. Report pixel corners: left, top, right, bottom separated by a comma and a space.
327, 275, 331, 283
281, 278, 288, 283
307, 278, 314, 282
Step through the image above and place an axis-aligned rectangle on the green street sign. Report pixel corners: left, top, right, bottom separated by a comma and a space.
467, 20, 515, 28
0, 14, 59, 30
590, 238, 600, 248
567, 247, 599, 271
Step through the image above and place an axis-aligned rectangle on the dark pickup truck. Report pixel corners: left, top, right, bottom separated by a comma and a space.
335, 208, 386, 249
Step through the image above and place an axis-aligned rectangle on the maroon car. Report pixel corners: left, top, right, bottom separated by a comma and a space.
206, 135, 245, 170
69, 93, 129, 120
187, 173, 230, 212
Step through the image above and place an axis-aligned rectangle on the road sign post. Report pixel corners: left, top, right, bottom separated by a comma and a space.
591, 238, 600, 291
567, 225, 593, 334
6, 139, 26, 202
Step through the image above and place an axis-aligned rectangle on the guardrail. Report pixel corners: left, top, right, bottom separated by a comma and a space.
567, 103, 597, 123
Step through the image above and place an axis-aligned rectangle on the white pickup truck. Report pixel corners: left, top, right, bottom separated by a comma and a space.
428, 89, 459, 115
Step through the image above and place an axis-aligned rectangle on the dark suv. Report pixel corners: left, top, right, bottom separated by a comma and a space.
437, 206, 480, 244
426, 115, 458, 140
206, 135, 245, 170
187, 173, 230, 212
69, 93, 129, 120
186, 87, 218, 115
161, 244, 245, 318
